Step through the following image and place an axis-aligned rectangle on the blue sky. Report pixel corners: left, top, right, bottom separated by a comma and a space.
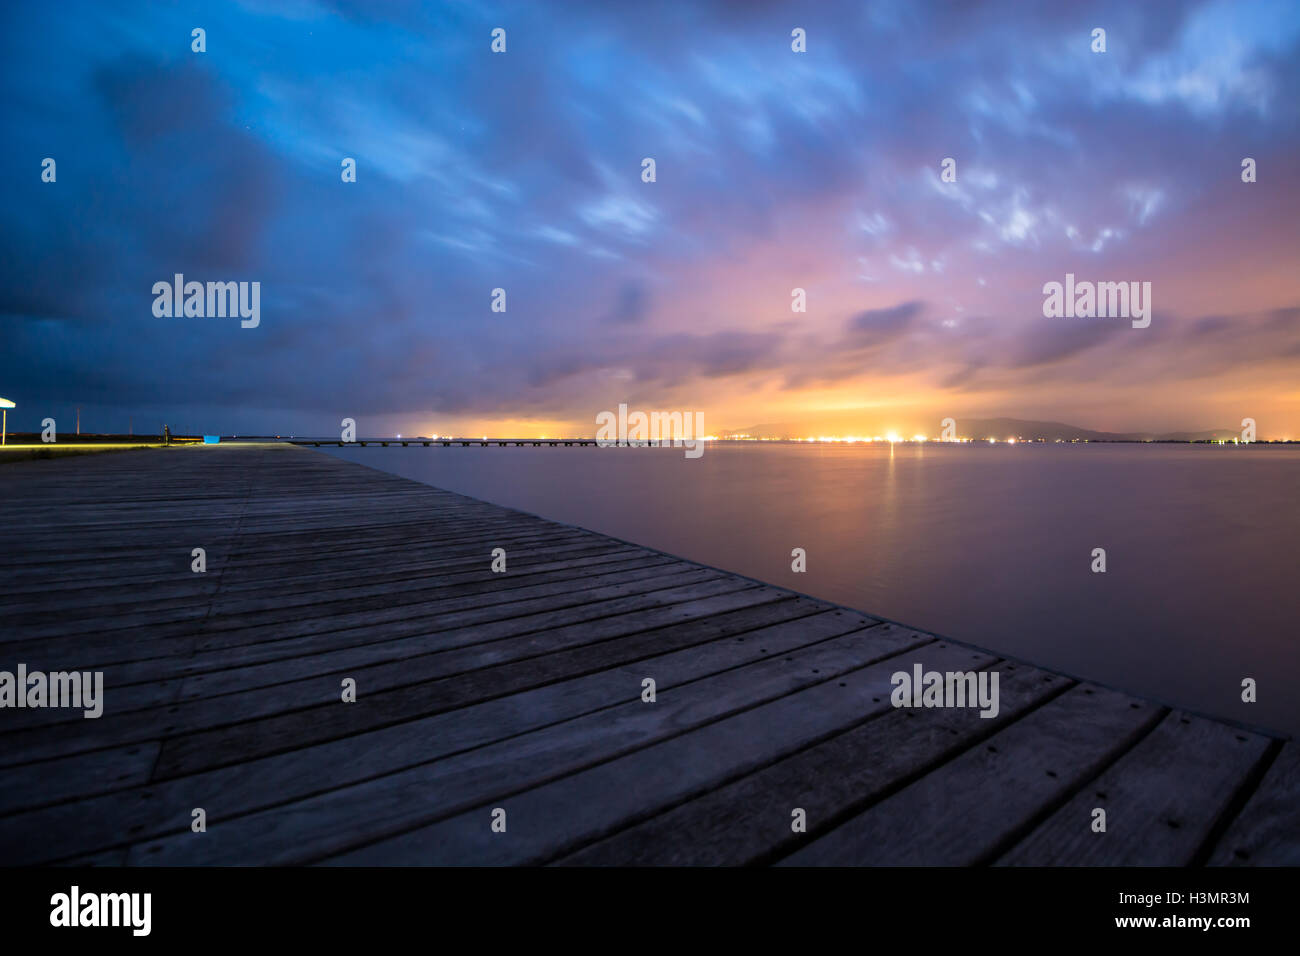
2, 0, 1298, 437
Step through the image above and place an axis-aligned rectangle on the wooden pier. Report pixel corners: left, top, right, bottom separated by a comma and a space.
0, 443, 1295, 866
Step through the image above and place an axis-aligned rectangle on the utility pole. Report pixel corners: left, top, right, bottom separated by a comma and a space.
76, 406, 81, 436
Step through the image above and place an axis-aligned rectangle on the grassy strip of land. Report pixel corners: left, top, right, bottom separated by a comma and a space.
0, 443, 168, 465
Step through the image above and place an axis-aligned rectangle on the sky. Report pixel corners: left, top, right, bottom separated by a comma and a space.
2, 0, 1298, 439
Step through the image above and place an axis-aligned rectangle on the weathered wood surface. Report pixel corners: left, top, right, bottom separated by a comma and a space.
0, 443, 1291, 865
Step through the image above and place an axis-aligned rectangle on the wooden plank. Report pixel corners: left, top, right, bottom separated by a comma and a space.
105, 573, 765, 692
996, 713, 1273, 866
1, 605, 876, 863
148, 582, 788, 779
1207, 742, 1300, 866
0, 577, 800, 770
0, 742, 162, 816
0, 564, 743, 736
2, 553, 693, 679
556, 661, 1071, 865
0, 681, 184, 753
778, 684, 1166, 865
122, 625, 930, 864
4, 536, 640, 640
2, 547, 665, 664
327, 638, 999, 865
176, 566, 721, 697
0, 525, 603, 615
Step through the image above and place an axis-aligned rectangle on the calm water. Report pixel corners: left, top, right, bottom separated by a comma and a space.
326, 442, 1300, 737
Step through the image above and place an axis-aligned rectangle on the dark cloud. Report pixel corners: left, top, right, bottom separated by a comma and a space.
601, 280, 650, 325
1009, 319, 1117, 368
845, 301, 924, 342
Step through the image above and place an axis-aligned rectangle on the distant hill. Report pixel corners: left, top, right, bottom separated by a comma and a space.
720, 417, 1242, 442
953, 418, 1240, 442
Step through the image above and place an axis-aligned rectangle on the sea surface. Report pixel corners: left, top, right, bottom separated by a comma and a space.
325, 441, 1300, 737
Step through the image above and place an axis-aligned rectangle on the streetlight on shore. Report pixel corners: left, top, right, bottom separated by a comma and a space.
0, 397, 13, 445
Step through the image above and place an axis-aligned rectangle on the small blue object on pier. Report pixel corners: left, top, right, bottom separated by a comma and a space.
203, 435, 220, 444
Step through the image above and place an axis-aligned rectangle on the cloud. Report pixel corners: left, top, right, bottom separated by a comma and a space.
0, 0, 1297, 433
601, 280, 650, 325
845, 301, 924, 342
